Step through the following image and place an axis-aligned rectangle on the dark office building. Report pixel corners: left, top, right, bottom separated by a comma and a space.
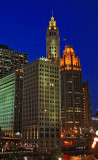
83, 81, 92, 132
0, 44, 28, 78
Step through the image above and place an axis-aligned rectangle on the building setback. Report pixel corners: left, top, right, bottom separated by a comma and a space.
60, 45, 83, 137
0, 44, 28, 78
82, 81, 92, 132
22, 58, 61, 151
0, 69, 23, 137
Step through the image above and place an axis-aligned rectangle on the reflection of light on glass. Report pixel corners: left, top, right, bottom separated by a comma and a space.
58, 158, 62, 160
24, 156, 27, 160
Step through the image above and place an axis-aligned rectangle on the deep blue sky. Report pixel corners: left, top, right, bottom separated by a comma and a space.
0, 0, 98, 115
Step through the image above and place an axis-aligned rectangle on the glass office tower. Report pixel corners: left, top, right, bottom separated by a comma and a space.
0, 69, 23, 137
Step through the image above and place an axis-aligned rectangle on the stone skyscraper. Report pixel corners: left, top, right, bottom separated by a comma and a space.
46, 14, 60, 60
60, 45, 83, 137
22, 58, 61, 151
22, 14, 61, 152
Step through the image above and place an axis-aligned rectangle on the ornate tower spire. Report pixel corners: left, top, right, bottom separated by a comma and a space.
46, 13, 60, 60
49, 13, 56, 29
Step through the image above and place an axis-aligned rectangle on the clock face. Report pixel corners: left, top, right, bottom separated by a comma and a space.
50, 40, 55, 44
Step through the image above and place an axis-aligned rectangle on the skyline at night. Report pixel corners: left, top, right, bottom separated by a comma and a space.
0, 0, 97, 115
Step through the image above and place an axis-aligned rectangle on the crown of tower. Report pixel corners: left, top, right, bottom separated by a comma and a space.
60, 45, 81, 71
49, 11, 56, 30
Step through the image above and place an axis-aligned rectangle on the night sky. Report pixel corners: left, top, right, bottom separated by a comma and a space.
0, 0, 98, 115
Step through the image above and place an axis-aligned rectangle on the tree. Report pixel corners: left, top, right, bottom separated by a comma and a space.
6, 145, 24, 160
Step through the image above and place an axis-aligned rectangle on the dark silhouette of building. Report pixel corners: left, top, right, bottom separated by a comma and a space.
0, 44, 28, 78
82, 81, 92, 133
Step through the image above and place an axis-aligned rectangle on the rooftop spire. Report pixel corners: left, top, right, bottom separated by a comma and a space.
52, 10, 53, 17
49, 12, 56, 29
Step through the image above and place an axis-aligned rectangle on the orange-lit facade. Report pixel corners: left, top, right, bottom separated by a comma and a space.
60, 45, 83, 136
60, 45, 81, 71
82, 81, 92, 132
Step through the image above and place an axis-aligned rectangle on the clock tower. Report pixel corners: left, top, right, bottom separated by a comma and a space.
46, 13, 60, 60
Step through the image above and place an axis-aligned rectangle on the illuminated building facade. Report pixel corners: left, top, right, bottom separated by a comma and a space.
82, 81, 92, 132
22, 58, 61, 151
46, 14, 60, 60
60, 45, 83, 136
0, 69, 23, 137
0, 44, 28, 78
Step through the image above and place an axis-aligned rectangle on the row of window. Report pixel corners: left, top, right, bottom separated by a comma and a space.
49, 32, 56, 36
39, 123, 59, 126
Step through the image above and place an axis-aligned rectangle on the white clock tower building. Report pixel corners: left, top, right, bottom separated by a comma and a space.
46, 13, 60, 60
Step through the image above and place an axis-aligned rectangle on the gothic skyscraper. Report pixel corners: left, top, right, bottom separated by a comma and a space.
60, 45, 83, 136
46, 13, 60, 60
